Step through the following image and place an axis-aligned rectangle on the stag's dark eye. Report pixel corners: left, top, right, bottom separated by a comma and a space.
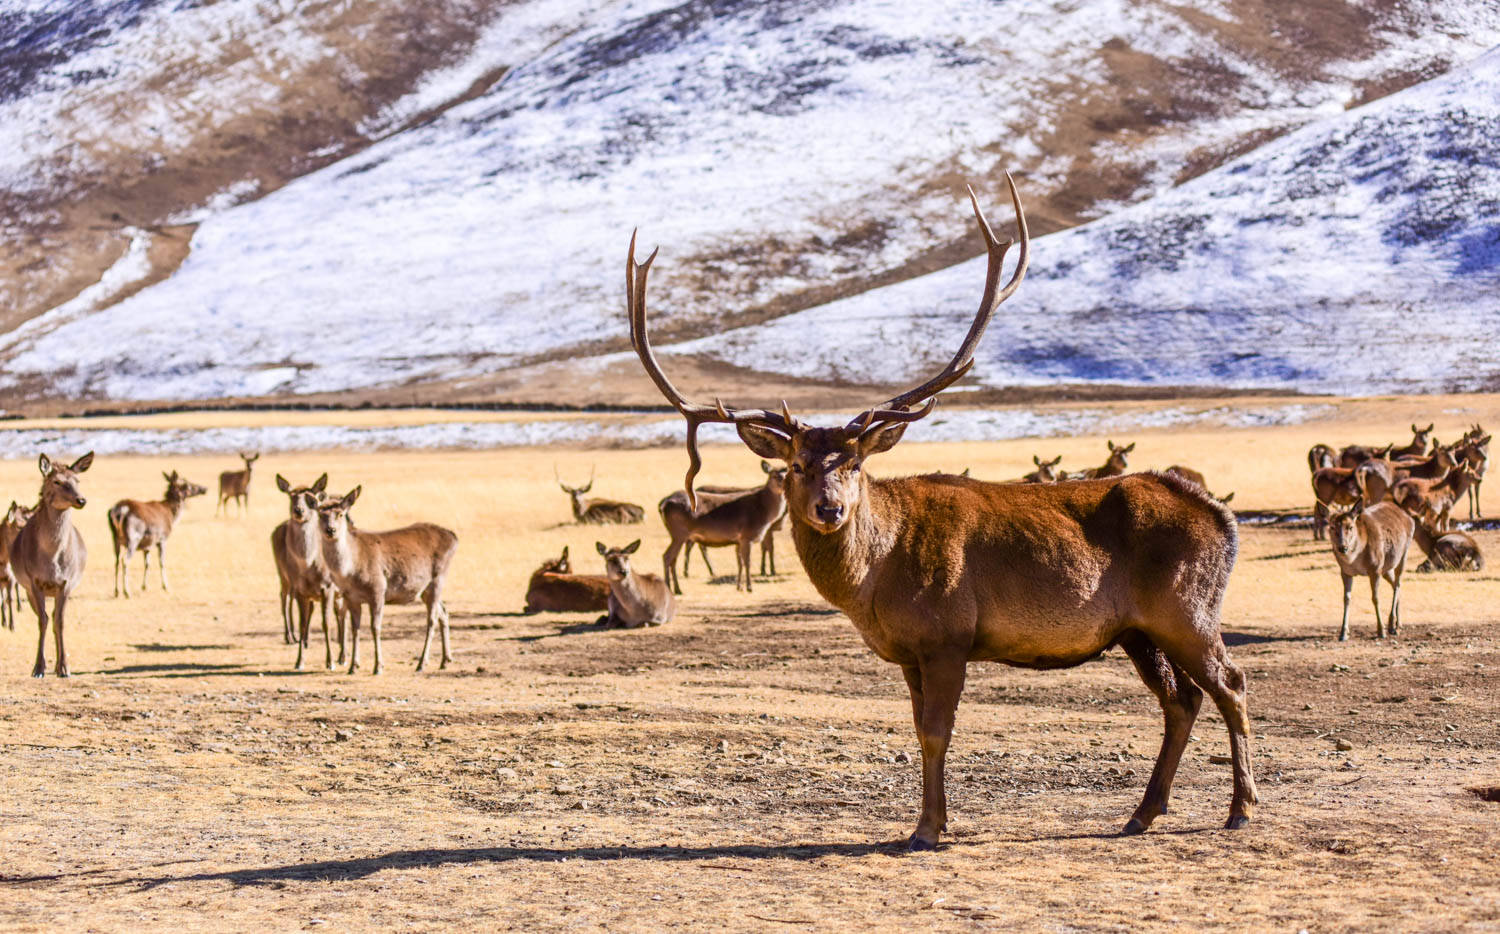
790, 463, 805, 475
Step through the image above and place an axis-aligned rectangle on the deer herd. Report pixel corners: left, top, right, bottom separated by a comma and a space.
1, 176, 1493, 850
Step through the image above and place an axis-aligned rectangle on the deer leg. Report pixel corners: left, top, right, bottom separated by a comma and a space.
1368, 573, 1385, 639
140, 548, 150, 594
1338, 572, 1353, 642
52, 591, 70, 678
417, 592, 436, 673
437, 599, 452, 669
1387, 556, 1405, 636
336, 597, 348, 666
112, 543, 122, 598
1312, 501, 1327, 541
320, 594, 333, 670
1118, 630, 1202, 834
281, 586, 295, 644
28, 587, 48, 678
369, 597, 385, 676
907, 655, 967, 851
765, 535, 775, 577
737, 540, 752, 592
1163, 637, 1257, 829
346, 603, 362, 674
294, 597, 312, 670
158, 544, 169, 592
662, 539, 684, 595
699, 544, 716, 579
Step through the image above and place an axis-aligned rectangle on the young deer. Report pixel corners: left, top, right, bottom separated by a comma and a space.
595, 540, 675, 628
658, 461, 787, 593
1324, 499, 1412, 641
317, 486, 457, 674
217, 451, 260, 516
1405, 513, 1483, 572
627, 175, 1256, 848
556, 467, 646, 524
0, 501, 35, 630
523, 546, 611, 613
272, 473, 349, 670
107, 471, 208, 597
1021, 454, 1062, 482
12, 453, 93, 677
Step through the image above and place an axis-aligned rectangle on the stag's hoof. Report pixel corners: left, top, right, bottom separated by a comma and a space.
906, 834, 938, 853
1120, 817, 1150, 836
1224, 814, 1250, 830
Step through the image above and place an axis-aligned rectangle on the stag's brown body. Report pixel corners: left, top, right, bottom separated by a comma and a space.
523, 547, 611, 613
108, 472, 207, 598
12, 453, 93, 677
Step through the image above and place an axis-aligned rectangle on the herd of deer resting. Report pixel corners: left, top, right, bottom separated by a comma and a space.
2, 174, 1490, 852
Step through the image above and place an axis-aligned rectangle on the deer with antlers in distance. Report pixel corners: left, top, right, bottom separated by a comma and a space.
0, 501, 34, 630
626, 174, 1255, 849
217, 451, 260, 516
12, 453, 93, 677
108, 471, 208, 597
556, 467, 645, 525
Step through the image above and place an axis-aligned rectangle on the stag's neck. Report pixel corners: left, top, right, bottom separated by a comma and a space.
789, 478, 896, 618
570, 495, 586, 521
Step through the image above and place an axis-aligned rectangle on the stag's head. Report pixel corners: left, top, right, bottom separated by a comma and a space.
626, 175, 1027, 536
241, 451, 261, 467
37, 452, 92, 511
277, 473, 329, 523
596, 539, 641, 582
317, 486, 361, 542
1326, 499, 1365, 557
164, 471, 208, 503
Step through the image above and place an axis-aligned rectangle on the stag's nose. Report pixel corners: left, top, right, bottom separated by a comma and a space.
815, 502, 844, 525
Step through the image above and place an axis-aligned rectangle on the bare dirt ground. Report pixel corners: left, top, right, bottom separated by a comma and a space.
1, 402, 1498, 931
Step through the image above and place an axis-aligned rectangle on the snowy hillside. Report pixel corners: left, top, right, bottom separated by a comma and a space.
668, 45, 1500, 397
1, 0, 1497, 407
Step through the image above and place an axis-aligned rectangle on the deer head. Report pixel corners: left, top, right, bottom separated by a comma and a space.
241, 452, 261, 467
596, 539, 642, 581
5, 500, 33, 526
541, 545, 572, 575
277, 473, 329, 523
1325, 498, 1365, 557
627, 175, 1027, 531
1106, 440, 1136, 472
317, 485, 362, 542
1412, 423, 1435, 449
37, 452, 93, 511
163, 471, 208, 503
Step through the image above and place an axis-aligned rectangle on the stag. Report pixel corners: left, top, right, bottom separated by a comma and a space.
626, 175, 1254, 848
107, 471, 208, 597
556, 467, 646, 525
12, 453, 93, 677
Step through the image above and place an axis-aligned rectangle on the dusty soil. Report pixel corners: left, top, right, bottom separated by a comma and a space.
0, 406, 1497, 931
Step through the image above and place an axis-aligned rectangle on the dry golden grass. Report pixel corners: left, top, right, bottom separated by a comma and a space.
1, 398, 1498, 931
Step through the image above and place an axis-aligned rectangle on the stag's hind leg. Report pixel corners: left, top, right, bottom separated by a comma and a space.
1117, 630, 1202, 835
1159, 634, 1257, 830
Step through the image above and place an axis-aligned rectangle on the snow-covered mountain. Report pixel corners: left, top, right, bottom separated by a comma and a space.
1, 0, 1498, 408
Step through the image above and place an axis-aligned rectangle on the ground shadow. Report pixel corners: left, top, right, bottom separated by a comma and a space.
128, 643, 236, 653
1221, 631, 1321, 647
91, 662, 307, 679
116, 840, 922, 890
504, 619, 617, 642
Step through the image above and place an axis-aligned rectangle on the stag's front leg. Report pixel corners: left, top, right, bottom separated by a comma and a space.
1338, 573, 1353, 641
907, 655, 967, 851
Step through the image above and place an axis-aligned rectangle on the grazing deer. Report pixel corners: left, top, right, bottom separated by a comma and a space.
595, 540, 675, 628
272, 473, 349, 669
0, 501, 34, 630
1324, 499, 1412, 641
626, 175, 1257, 848
1061, 441, 1134, 480
556, 467, 645, 524
659, 461, 787, 593
523, 546, 611, 613
1391, 462, 1478, 532
107, 471, 208, 598
12, 453, 93, 677
217, 451, 260, 516
1021, 455, 1062, 482
1404, 513, 1483, 572
317, 487, 458, 674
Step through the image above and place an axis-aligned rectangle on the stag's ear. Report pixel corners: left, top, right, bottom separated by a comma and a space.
596, 541, 608, 556
858, 421, 908, 458
70, 452, 93, 473
623, 539, 641, 554
276, 474, 291, 493
737, 423, 793, 462
342, 485, 362, 509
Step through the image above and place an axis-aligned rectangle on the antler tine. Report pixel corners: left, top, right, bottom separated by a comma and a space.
876, 172, 1029, 414
843, 398, 937, 432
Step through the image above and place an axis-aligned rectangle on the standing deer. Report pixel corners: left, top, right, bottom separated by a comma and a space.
1391, 462, 1479, 532
317, 486, 457, 674
1307, 444, 1336, 474
556, 467, 646, 524
1337, 442, 1396, 469
595, 540, 675, 628
523, 546, 611, 613
217, 451, 260, 516
626, 175, 1256, 848
1456, 428, 1489, 520
1324, 499, 1412, 641
107, 471, 208, 597
1021, 455, 1062, 482
682, 480, 786, 580
0, 501, 34, 630
272, 473, 349, 669
658, 461, 787, 593
12, 453, 93, 677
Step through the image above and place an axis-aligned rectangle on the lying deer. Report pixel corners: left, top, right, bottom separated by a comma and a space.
273, 473, 349, 669
217, 451, 260, 516
1391, 462, 1478, 532
1324, 498, 1412, 641
1405, 513, 1483, 572
627, 174, 1256, 848
557, 467, 645, 524
659, 461, 787, 593
0, 501, 34, 630
317, 486, 458, 674
12, 453, 93, 677
523, 546, 611, 613
595, 540, 675, 628
107, 471, 208, 598
1060, 441, 1134, 480
1021, 455, 1062, 482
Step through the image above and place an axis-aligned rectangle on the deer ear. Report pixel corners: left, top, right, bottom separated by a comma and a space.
858, 421, 908, 458
623, 539, 641, 554
737, 423, 792, 462
312, 473, 328, 493
276, 474, 291, 493
1425, 423, 1434, 433
1123, 442, 1136, 454
560, 545, 569, 560
1107, 440, 1117, 452
343, 485, 362, 509
70, 452, 94, 473
596, 541, 608, 556
1033, 455, 1042, 466
38, 454, 52, 476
